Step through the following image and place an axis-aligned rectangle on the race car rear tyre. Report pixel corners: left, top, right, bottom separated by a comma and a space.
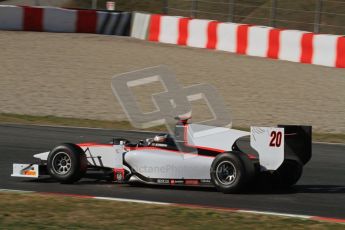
272, 160, 303, 188
47, 143, 87, 184
210, 152, 254, 194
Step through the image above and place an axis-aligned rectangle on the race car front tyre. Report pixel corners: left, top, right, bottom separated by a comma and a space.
272, 160, 303, 188
47, 143, 87, 184
210, 152, 254, 194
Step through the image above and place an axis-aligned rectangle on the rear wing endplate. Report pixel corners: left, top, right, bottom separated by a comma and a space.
250, 127, 285, 170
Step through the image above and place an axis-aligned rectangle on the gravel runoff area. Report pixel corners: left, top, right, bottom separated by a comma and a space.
0, 31, 344, 133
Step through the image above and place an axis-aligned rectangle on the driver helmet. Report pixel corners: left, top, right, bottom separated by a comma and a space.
153, 134, 168, 143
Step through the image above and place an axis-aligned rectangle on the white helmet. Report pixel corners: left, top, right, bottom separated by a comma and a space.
153, 134, 168, 143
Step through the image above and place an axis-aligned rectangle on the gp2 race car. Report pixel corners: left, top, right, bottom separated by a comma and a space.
12, 118, 312, 193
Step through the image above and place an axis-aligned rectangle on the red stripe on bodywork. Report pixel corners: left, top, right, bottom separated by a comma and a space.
77, 143, 113, 147
77, 10, 97, 33
185, 180, 199, 185
300, 33, 314, 64
77, 142, 215, 158
23, 6, 43, 31
236, 25, 250, 54
178, 18, 190, 45
336, 36, 345, 68
206, 21, 219, 49
267, 29, 282, 59
125, 146, 215, 158
148, 14, 161, 41
184, 125, 224, 153
246, 154, 257, 159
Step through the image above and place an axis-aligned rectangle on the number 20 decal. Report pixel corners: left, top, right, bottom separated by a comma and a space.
270, 131, 282, 147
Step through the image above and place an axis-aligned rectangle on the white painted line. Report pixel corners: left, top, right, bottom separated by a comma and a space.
313, 141, 345, 146
95, 196, 171, 205
0, 188, 344, 224
238, 210, 312, 219
0, 188, 34, 193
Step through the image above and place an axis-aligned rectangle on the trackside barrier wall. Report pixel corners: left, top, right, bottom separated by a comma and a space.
0, 5, 23, 30
130, 12, 345, 68
130, 12, 151, 40
0, 5, 343, 68
0, 5, 131, 36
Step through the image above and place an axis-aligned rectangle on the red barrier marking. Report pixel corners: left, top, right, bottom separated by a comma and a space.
267, 29, 282, 59
178, 18, 190, 45
300, 33, 314, 64
148, 14, 161, 41
4, 188, 345, 224
311, 216, 345, 224
336, 36, 345, 68
77, 10, 97, 33
23, 6, 43, 31
206, 21, 219, 49
236, 25, 250, 54
171, 203, 239, 212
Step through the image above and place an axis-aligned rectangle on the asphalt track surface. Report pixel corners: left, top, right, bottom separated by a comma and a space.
0, 124, 344, 219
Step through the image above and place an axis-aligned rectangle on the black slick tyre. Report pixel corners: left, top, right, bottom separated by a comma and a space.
210, 152, 254, 194
47, 143, 87, 184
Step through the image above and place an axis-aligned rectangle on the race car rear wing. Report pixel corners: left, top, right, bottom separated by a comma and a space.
278, 125, 312, 165
179, 123, 311, 171
250, 127, 285, 170
250, 125, 312, 170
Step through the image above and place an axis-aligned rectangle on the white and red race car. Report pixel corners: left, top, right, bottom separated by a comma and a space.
12, 118, 312, 193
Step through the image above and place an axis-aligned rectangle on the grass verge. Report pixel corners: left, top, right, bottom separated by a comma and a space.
0, 113, 344, 143
0, 192, 343, 229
